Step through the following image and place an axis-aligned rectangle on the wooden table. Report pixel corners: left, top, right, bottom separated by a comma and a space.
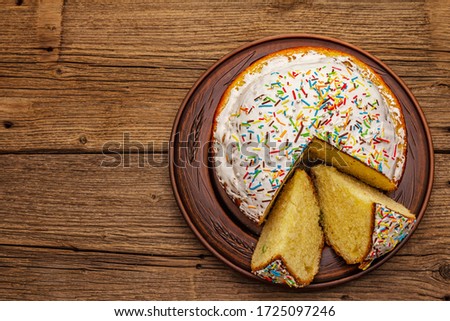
0, 0, 448, 300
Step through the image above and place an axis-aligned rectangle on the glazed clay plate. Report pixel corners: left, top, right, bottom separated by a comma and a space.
169, 35, 434, 288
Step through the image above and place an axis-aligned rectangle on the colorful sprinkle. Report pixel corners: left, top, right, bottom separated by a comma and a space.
360, 205, 415, 270
214, 50, 405, 222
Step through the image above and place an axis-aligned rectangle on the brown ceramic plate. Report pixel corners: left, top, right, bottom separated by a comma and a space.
169, 35, 434, 289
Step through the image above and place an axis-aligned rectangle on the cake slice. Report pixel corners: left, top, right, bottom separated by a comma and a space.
305, 137, 400, 191
251, 169, 324, 287
311, 165, 415, 269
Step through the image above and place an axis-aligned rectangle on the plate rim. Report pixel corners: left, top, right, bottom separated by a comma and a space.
169, 34, 435, 289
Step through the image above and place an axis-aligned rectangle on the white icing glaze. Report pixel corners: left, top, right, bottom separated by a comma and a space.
359, 204, 415, 270
213, 49, 406, 222
253, 259, 298, 287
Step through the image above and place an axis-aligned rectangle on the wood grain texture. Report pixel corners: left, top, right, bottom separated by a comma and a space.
0, 0, 448, 300
0, 244, 447, 300
0, 153, 448, 300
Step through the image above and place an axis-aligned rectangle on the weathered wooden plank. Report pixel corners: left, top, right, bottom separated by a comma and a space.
35, 0, 64, 62
0, 243, 447, 300
0, 76, 448, 153
0, 153, 203, 256
0, 0, 436, 61
0, 153, 447, 256
0, 97, 178, 153
0, 0, 445, 65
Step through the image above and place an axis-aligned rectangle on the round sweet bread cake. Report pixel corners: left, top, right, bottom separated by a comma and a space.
212, 47, 407, 224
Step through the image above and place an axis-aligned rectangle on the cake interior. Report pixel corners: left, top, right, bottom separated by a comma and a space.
311, 165, 414, 264
306, 137, 397, 191
251, 169, 323, 286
